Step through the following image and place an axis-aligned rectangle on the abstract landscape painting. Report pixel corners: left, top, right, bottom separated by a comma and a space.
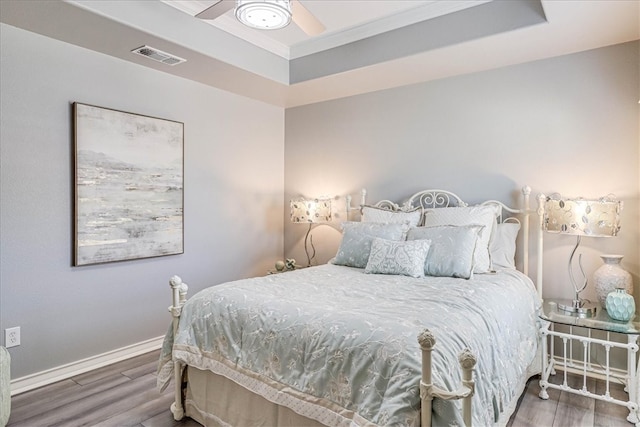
74, 103, 183, 266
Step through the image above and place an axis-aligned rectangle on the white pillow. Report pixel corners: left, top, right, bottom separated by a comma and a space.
490, 222, 520, 270
407, 225, 482, 279
364, 238, 432, 278
422, 205, 499, 273
361, 205, 421, 228
333, 222, 408, 268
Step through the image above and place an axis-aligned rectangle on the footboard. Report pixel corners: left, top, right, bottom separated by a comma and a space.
418, 330, 477, 427
168, 275, 188, 421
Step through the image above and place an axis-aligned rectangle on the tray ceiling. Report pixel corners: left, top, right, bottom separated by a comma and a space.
0, 0, 638, 107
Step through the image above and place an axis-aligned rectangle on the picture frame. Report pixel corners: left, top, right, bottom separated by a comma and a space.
73, 103, 184, 266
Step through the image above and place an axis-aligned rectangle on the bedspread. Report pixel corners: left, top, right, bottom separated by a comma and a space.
158, 264, 540, 426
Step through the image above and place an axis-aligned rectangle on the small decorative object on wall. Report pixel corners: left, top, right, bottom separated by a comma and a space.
605, 288, 635, 322
542, 193, 622, 317
290, 197, 332, 267
73, 103, 184, 266
594, 254, 633, 308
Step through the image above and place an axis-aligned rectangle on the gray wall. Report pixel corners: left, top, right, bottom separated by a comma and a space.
285, 41, 640, 303
0, 24, 284, 378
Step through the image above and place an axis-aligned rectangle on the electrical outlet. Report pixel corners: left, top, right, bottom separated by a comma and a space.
5, 327, 20, 348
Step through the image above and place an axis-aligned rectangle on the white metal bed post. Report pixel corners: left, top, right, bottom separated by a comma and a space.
169, 276, 188, 421
345, 189, 367, 220
537, 193, 550, 400
521, 186, 531, 277
418, 330, 477, 427
536, 193, 546, 300
459, 349, 476, 427
418, 330, 435, 427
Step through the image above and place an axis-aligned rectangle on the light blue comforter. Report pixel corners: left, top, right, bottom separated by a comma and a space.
158, 264, 540, 426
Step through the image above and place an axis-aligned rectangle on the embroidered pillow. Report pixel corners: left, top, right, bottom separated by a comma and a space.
364, 238, 432, 278
489, 222, 520, 270
422, 205, 499, 273
333, 222, 408, 268
361, 205, 421, 227
407, 225, 483, 279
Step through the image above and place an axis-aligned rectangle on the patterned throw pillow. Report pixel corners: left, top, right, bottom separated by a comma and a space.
422, 205, 499, 273
361, 205, 421, 227
364, 238, 432, 278
333, 222, 408, 268
407, 225, 483, 279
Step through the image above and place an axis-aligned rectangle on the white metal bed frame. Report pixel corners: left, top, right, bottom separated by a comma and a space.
167, 185, 537, 427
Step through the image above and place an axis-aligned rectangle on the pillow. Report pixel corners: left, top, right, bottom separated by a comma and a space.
490, 222, 520, 270
407, 225, 483, 279
361, 205, 421, 227
333, 222, 408, 268
364, 238, 432, 278
422, 205, 499, 273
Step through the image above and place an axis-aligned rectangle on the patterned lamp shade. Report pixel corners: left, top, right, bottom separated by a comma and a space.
543, 195, 622, 237
290, 198, 332, 223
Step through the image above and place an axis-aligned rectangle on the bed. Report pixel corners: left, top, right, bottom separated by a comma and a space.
157, 187, 542, 427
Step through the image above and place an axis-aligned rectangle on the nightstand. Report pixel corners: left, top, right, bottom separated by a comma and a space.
539, 299, 640, 424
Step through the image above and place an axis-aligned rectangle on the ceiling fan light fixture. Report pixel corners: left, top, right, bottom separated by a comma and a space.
235, 0, 292, 30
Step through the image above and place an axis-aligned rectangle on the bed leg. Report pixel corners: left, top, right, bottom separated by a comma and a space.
168, 276, 189, 421
170, 361, 185, 420
418, 329, 477, 427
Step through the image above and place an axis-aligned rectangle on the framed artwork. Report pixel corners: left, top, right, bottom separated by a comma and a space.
73, 103, 184, 266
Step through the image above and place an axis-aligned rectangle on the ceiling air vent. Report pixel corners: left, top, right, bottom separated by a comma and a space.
131, 45, 186, 66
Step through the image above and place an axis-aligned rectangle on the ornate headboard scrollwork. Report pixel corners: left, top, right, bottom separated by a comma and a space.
370, 199, 403, 212
366, 190, 470, 216
405, 190, 468, 210
353, 187, 531, 224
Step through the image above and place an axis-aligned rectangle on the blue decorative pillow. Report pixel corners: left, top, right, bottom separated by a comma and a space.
407, 225, 483, 279
364, 238, 432, 278
333, 222, 408, 268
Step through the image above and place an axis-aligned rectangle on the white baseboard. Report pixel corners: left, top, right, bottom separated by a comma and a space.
10, 335, 164, 396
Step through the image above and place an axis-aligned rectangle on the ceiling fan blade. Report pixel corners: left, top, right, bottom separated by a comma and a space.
291, 0, 325, 36
196, 0, 235, 20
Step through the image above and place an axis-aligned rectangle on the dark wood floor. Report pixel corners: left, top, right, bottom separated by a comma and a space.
7, 349, 632, 426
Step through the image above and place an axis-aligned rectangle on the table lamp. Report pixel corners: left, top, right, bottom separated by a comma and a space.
543, 193, 622, 317
290, 198, 332, 267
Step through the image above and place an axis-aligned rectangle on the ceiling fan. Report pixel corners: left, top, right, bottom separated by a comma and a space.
196, 0, 325, 35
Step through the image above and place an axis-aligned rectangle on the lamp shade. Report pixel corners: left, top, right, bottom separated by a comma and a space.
543, 195, 622, 237
290, 198, 332, 223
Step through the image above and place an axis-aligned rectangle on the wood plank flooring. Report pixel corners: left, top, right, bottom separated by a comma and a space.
7, 350, 199, 427
6, 350, 632, 426
507, 369, 631, 427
